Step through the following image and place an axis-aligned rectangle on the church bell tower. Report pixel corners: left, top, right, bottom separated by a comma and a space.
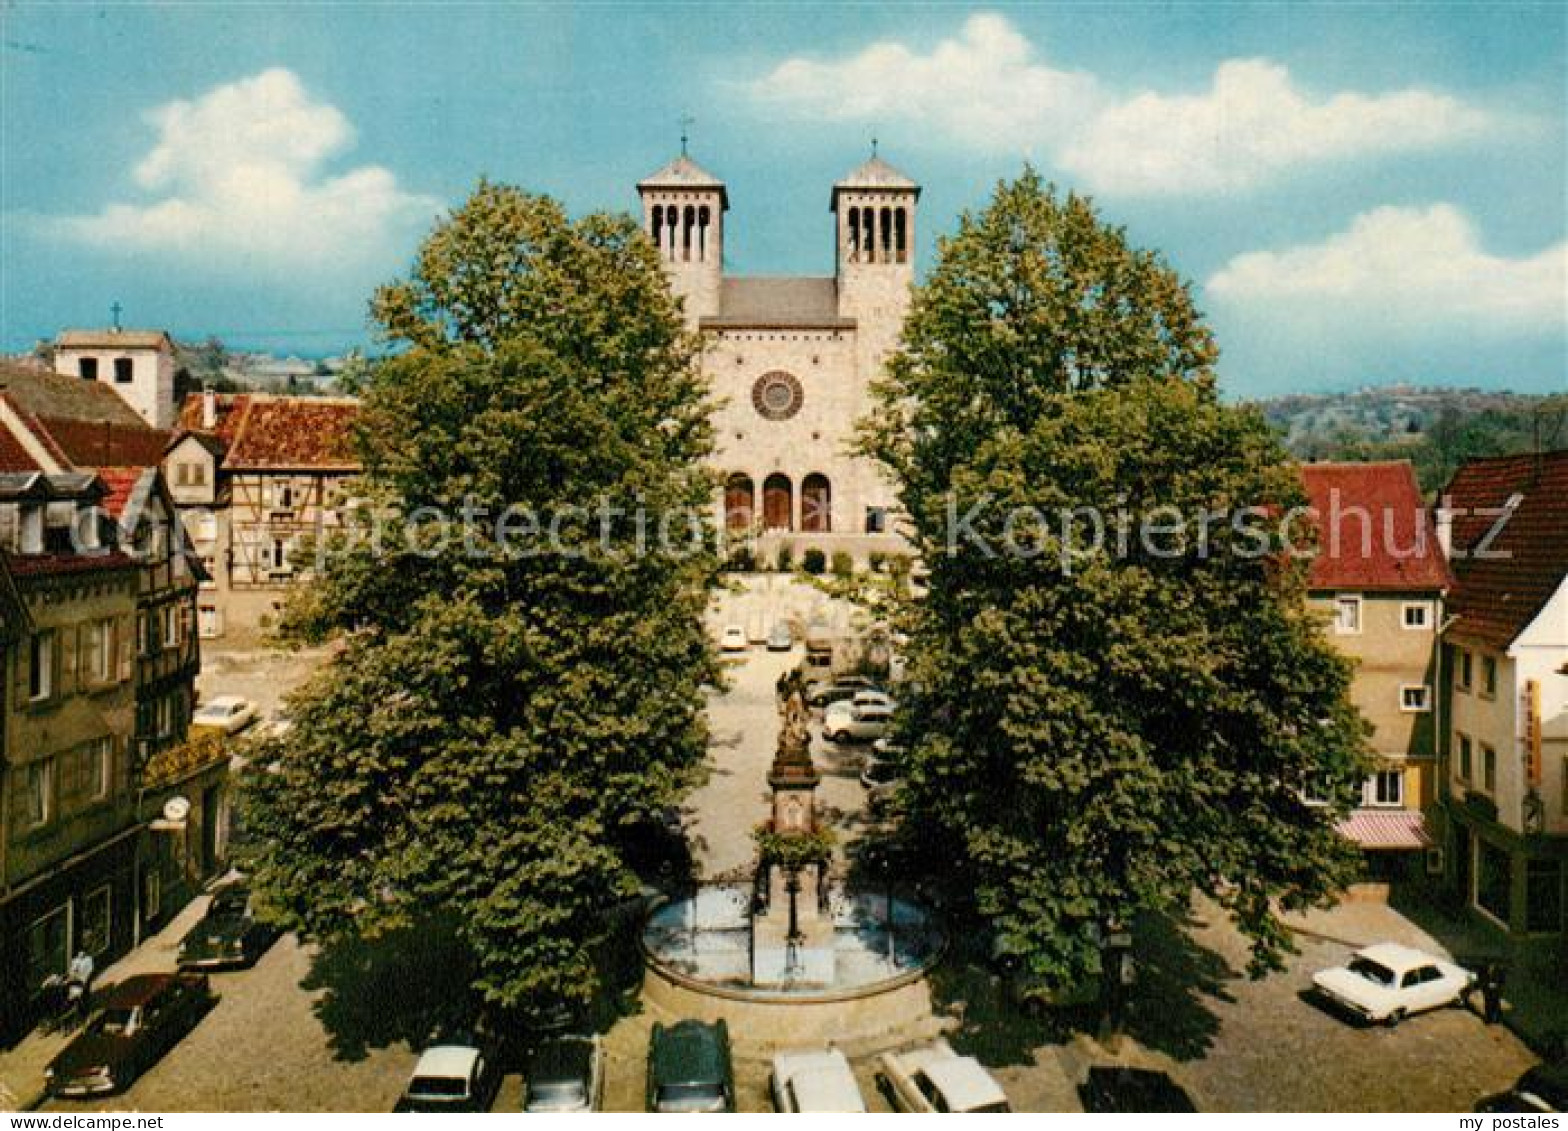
637, 149, 727, 325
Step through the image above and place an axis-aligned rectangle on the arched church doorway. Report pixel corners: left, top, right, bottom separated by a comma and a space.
801, 473, 831, 533
762, 473, 793, 531
724, 473, 755, 531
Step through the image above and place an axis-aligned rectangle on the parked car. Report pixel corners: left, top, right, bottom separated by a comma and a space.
771, 1047, 867, 1113
46, 973, 214, 1097
719, 625, 747, 653
1079, 1066, 1197, 1112
876, 1040, 1010, 1113
1311, 943, 1475, 1025
191, 694, 259, 736
823, 702, 893, 743
767, 622, 794, 651
1477, 1063, 1568, 1113
177, 884, 280, 970
806, 678, 880, 709
647, 1019, 734, 1113
398, 1041, 497, 1112
524, 1034, 604, 1112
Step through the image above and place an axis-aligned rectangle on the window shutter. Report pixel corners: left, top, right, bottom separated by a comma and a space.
58, 629, 73, 697
118, 616, 134, 682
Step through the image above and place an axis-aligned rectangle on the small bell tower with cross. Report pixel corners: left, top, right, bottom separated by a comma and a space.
636, 115, 727, 325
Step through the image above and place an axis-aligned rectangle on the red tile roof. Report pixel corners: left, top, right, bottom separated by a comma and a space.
1440, 449, 1568, 650
1298, 461, 1452, 593
95, 466, 147, 520
3, 550, 137, 578
35, 417, 173, 469
0, 417, 43, 473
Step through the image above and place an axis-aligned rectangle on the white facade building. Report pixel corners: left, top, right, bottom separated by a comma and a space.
637, 152, 916, 560
54, 328, 178, 430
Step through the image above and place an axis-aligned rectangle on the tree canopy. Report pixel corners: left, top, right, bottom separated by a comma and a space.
241, 182, 718, 1017
861, 170, 1370, 992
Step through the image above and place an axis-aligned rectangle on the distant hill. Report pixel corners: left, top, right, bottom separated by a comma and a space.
1250, 386, 1567, 494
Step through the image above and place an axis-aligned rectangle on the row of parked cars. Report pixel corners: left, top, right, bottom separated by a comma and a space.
45, 882, 277, 1096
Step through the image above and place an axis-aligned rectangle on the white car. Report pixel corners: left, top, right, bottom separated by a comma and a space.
400, 1044, 496, 1112
770, 1047, 866, 1113
719, 625, 747, 652
1311, 943, 1475, 1025
191, 695, 259, 736
876, 1040, 1010, 1113
824, 701, 892, 743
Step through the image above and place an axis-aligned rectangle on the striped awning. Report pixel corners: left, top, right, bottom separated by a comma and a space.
1337, 809, 1434, 850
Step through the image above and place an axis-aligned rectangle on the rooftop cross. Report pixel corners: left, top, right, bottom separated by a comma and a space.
679, 113, 695, 157
110, 301, 122, 331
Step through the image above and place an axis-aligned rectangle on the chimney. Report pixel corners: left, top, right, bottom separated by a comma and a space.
202, 386, 217, 430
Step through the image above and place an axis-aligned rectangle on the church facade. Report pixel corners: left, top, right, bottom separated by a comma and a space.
636, 152, 917, 558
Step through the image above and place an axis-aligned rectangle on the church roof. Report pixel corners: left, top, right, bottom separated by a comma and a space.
831, 155, 920, 208
638, 154, 728, 208
699, 277, 855, 331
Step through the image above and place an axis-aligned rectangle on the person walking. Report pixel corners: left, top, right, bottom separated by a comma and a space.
66, 949, 95, 1025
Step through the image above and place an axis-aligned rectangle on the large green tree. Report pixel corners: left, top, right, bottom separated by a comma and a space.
861, 171, 1370, 993
241, 182, 718, 1016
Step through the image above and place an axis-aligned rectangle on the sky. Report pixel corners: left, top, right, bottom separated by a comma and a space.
1, 1, 1564, 399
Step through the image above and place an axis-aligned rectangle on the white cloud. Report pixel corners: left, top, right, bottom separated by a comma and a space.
745, 13, 1102, 154
1207, 205, 1567, 335
744, 13, 1498, 196
41, 68, 438, 273
1061, 59, 1493, 195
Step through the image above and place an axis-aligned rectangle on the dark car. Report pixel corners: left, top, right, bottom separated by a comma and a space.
1079, 1066, 1197, 1113
647, 1019, 734, 1113
1477, 1063, 1568, 1113
45, 973, 214, 1097
524, 1034, 604, 1112
177, 885, 280, 970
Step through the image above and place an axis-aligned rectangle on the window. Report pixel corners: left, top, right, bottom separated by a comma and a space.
188, 462, 206, 487
77, 357, 99, 381
1482, 745, 1498, 793
1481, 656, 1498, 698
1458, 733, 1473, 783
28, 630, 54, 701
1300, 775, 1332, 807
194, 512, 217, 542
26, 906, 69, 992
1526, 859, 1563, 933
1400, 684, 1432, 713
1401, 602, 1431, 629
84, 619, 113, 684
80, 886, 111, 957
162, 604, 179, 649
1333, 594, 1362, 634
270, 538, 289, 571
113, 357, 133, 384
1456, 648, 1473, 692
143, 868, 161, 921
865, 506, 888, 535
20, 758, 52, 829
86, 737, 112, 800
198, 604, 222, 638
1476, 840, 1511, 923
1366, 771, 1404, 808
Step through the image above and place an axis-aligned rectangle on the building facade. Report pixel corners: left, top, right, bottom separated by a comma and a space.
1436, 451, 1567, 940
1299, 461, 1452, 886
637, 152, 913, 560
53, 329, 178, 431
166, 391, 359, 643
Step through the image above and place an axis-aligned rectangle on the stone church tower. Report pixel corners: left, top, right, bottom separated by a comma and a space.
637, 151, 918, 557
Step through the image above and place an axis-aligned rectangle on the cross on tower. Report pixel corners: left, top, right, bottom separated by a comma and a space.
679, 114, 695, 156
110, 301, 123, 331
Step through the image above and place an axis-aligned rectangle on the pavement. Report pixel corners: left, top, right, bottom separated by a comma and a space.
1, 641, 1550, 1112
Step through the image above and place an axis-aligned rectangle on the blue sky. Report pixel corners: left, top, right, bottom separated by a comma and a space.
2, 2, 1563, 398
